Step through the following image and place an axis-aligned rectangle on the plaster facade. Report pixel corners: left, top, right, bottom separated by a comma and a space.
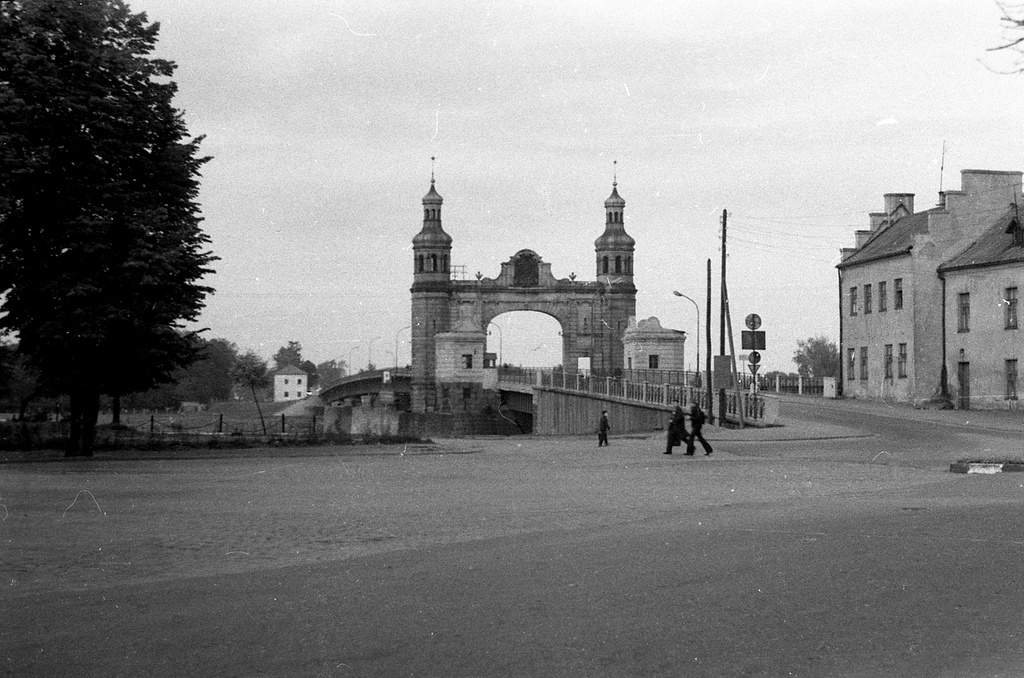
273, 365, 307, 402
622, 317, 686, 372
839, 169, 1024, 409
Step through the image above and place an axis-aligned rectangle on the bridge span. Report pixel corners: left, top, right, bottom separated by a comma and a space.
496, 368, 778, 436
314, 366, 777, 437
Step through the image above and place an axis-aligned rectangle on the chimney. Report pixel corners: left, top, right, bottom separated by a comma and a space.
884, 193, 914, 218
869, 212, 886, 231
855, 230, 873, 248
960, 169, 1022, 206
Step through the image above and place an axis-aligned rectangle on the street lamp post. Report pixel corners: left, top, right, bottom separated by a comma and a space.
488, 322, 503, 365
395, 325, 411, 369
673, 291, 700, 383
347, 345, 360, 376
368, 336, 381, 370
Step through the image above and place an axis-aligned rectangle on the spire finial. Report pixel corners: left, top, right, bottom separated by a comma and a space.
613, 159, 617, 187
430, 156, 436, 185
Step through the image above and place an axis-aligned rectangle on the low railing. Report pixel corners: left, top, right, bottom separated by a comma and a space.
499, 367, 769, 423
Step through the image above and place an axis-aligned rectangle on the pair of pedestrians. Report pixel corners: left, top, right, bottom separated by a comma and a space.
664, 402, 713, 456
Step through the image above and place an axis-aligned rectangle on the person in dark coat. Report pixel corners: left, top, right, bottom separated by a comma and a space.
598, 410, 610, 447
665, 401, 687, 455
686, 403, 713, 456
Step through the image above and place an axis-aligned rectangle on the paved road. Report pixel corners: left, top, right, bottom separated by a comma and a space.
4, 399, 1024, 677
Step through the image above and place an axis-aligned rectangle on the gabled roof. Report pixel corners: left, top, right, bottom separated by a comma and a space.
939, 211, 1024, 273
275, 364, 306, 376
836, 208, 938, 269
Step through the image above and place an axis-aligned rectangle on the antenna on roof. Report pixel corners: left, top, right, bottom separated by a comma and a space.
938, 140, 946, 195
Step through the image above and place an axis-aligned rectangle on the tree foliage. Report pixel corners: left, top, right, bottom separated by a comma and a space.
0, 342, 43, 417
792, 336, 839, 378
231, 350, 269, 434
0, 0, 215, 455
991, 2, 1024, 73
273, 341, 304, 371
316, 359, 345, 387
123, 337, 239, 408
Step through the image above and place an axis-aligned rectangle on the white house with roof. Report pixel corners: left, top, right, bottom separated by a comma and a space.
274, 364, 308, 402
837, 169, 1023, 409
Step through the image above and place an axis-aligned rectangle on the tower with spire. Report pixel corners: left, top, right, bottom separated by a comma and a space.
594, 162, 635, 283
410, 159, 454, 412
591, 163, 637, 374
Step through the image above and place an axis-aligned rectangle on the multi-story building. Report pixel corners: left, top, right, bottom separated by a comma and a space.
273, 364, 308, 402
837, 169, 1023, 409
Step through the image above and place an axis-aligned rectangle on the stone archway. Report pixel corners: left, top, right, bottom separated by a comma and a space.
411, 249, 636, 411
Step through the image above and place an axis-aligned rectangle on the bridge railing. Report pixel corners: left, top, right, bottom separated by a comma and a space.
498, 367, 772, 424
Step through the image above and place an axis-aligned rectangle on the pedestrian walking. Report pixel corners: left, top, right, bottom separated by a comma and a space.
598, 410, 610, 447
686, 402, 713, 456
665, 401, 687, 455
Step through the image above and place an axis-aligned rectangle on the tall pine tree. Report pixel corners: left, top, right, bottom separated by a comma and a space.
0, 0, 216, 455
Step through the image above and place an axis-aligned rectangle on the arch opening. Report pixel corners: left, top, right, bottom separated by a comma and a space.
487, 311, 563, 369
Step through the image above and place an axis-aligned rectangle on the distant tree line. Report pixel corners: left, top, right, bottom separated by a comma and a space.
0, 338, 351, 415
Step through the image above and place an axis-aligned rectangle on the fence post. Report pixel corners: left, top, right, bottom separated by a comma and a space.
150, 415, 154, 433
798, 377, 804, 395
281, 413, 286, 433
218, 413, 223, 433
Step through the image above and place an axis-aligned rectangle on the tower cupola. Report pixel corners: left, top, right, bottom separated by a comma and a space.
594, 170, 635, 279
412, 159, 452, 281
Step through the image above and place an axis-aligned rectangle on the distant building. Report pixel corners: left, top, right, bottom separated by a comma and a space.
274, 364, 308, 402
837, 169, 1023, 409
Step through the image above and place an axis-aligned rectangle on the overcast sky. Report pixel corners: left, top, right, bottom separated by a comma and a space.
133, 0, 1024, 373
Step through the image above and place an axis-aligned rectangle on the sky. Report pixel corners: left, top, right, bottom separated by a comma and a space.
131, 0, 1024, 374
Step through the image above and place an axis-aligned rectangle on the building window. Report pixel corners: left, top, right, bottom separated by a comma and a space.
602, 256, 609, 274
1007, 359, 1019, 400
894, 278, 903, 310
884, 344, 893, 379
461, 354, 473, 369
284, 391, 289, 398
615, 256, 622, 273
958, 292, 970, 333
898, 343, 907, 378
849, 286, 858, 316
297, 378, 303, 385
649, 355, 660, 369
859, 347, 868, 380
879, 281, 887, 312
864, 284, 872, 314
847, 348, 855, 381
284, 378, 289, 384
1006, 287, 1018, 330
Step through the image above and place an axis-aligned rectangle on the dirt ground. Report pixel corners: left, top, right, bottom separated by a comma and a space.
4, 424, 1024, 676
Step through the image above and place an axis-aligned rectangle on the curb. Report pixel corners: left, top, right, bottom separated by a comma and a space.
949, 462, 1024, 474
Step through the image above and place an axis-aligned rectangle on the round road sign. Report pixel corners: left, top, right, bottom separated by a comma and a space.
745, 313, 762, 330
748, 350, 761, 364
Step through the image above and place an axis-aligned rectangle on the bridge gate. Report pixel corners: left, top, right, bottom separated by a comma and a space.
410, 174, 637, 413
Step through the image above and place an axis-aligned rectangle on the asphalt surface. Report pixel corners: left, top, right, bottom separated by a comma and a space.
4, 396, 1024, 677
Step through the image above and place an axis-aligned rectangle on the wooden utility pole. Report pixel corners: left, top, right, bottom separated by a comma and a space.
718, 209, 728, 424
706, 257, 713, 424
723, 280, 745, 428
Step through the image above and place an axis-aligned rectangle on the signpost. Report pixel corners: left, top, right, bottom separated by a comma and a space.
743, 315, 765, 395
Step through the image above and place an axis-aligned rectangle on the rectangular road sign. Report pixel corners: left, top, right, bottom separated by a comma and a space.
741, 330, 766, 350
713, 355, 734, 389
